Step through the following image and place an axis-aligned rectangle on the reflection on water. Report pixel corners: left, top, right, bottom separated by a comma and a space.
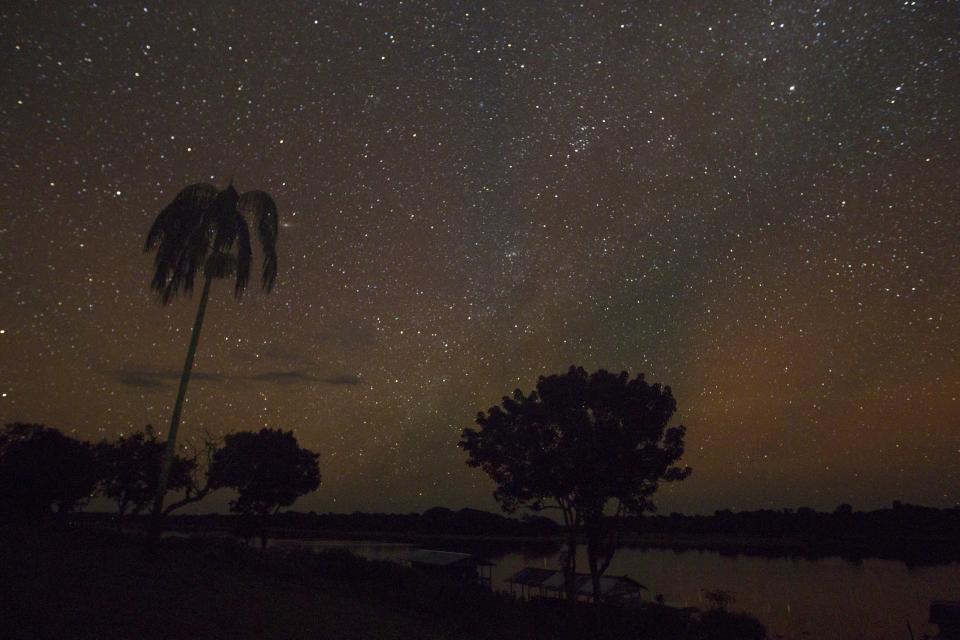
273, 538, 959, 640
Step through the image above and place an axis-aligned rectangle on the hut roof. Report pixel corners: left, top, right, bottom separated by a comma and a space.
507, 567, 646, 594
930, 601, 960, 626
576, 574, 646, 596
507, 567, 556, 587
404, 549, 494, 567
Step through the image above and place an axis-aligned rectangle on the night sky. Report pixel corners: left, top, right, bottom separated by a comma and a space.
1, 1, 958, 515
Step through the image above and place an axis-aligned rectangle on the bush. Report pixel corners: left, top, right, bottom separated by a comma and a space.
698, 609, 767, 640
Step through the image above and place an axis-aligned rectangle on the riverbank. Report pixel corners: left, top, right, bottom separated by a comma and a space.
80, 508, 960, 565
621, 531, 960, 565
173, 524, 960, 566
0, 524, 765, 640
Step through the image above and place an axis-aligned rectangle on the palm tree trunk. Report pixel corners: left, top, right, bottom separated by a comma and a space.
587, 541, 601, 605
145, 276, 212, 554
563, 531, 578, 603
259, 513, 269, 550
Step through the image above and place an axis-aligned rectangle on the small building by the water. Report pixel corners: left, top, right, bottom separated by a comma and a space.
401, 549, 494, 587
930, 601, 960, 640
507, 567, 646, 603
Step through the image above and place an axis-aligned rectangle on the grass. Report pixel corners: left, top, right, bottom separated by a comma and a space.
0, 522, 766, 640
2, 526, 482, 639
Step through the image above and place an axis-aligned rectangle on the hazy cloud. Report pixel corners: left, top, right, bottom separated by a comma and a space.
113, 367, 225, 388
111, 367, 361, 389
322, 374, 363, 385
247, 370, 362, 385
247, 370, 321, 384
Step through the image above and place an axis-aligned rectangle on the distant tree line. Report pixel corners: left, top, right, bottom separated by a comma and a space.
101, 501, 960, 546
625, 502, 960, 539
0, 423, 319, 548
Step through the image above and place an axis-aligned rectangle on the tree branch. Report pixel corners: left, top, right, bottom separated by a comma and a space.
163, 431, 219, 515
597, 499, 624, 577
162, 485, 210, 515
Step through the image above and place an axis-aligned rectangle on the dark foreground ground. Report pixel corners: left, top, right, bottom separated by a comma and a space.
0, 523, 766, 640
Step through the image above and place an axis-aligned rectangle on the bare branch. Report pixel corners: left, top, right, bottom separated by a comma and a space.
163, 431, 220, 515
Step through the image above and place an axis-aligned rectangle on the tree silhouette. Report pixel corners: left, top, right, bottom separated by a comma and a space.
0, 423, 99, 518
97, 426, 216, 528
144, 181, 278, 543
460, 366, 690, 603
209, 428, 320, 548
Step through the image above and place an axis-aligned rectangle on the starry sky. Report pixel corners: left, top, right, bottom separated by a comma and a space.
1, 1, 958, 515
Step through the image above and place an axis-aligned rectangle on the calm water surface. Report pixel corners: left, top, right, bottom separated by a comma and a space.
272, 538, 960, 640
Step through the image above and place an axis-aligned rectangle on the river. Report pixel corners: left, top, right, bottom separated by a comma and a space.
269, 537, 960, 639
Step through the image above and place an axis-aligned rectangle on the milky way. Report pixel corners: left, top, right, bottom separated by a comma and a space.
1, 2, 958, 513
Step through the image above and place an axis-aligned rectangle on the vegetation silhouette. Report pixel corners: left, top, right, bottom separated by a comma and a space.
143, 180, 279, 548
3, 420, 954, 638
460, 366, 690, 604
699, 589, 766, 640
208, 428, 320, 548
0, 423, 99, 518
96, 425, 218, 528
703, 590, 736, 612
621, 502, 960, 565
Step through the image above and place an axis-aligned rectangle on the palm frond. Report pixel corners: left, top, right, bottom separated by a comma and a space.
145, 183, 218, 251
238, 190, 279, 291
210, 185, 240, 257
154, 209, 212, 303
233, 215, 252, 297
146, 182, 278, 304
146, 183, 220, 305
204, 252, 238, 280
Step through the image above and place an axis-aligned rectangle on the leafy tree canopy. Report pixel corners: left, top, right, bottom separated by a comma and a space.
461, 366, 690, 518
210, 428, 320, 517
0, 423, 99, 517
460, 366, 691, 602
96, 426, 197, 516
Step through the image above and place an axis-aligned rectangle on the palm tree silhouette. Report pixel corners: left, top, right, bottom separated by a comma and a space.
144, 180, 278, 540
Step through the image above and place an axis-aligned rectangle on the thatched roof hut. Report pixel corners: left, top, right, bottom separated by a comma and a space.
507, 567, 646, 603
